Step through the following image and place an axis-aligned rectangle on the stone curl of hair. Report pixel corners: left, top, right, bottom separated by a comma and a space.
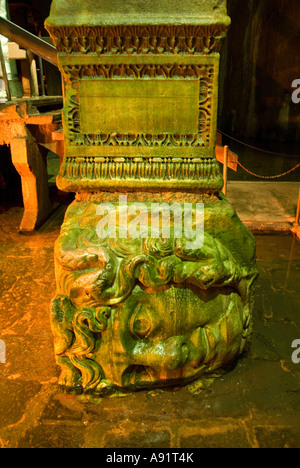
55, 229, 257, 309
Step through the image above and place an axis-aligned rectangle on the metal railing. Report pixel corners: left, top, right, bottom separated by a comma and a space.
0, 17, 57, 66
0, 16, 58, 101
295, 186, 300, 227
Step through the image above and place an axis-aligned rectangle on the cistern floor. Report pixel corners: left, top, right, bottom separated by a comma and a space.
0, 205, 300, 449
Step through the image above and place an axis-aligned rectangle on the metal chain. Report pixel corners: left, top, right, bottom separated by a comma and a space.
218, 130, 300, 158
236, 160, 300, 179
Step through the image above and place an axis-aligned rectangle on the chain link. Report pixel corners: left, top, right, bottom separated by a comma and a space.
236, 160, 300, 179
218, 130, 300, 158
218, 129, 300, 179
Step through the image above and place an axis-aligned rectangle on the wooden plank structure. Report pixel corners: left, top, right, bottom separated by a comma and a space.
0, 16, 64, 232
0, 97, 64, 231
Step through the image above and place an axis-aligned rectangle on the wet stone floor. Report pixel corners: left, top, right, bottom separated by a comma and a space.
0, 205, 300, 449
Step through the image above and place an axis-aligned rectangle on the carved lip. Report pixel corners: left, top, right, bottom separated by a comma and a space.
121, 365, 157, 388
121, 362, 205, 389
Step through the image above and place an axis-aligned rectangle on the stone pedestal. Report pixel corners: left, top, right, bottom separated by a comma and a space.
46, 0, 258, 394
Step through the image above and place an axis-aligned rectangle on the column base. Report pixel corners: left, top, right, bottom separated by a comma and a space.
51, 193, 258, 394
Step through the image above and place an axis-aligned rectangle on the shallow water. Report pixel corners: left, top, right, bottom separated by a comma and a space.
255, 233, 300, 297
0, 209, 300, 447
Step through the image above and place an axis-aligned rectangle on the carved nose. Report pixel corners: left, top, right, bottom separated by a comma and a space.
163, 336, 190, 370
131, 336, 190, 371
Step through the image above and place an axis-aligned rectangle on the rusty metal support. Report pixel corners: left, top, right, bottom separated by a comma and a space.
0, 17, 58, 67
38, 56, 46, 96
295, 185, 300, 226
0, 40, 11, 100
222, 145, 229, 196
27, 50, 39, 97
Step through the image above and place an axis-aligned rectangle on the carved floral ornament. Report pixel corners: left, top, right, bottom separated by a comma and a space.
62, 64, 214, 149
45, 11, 223, 192
46, 24, 228, 55
54, 60, 219, 190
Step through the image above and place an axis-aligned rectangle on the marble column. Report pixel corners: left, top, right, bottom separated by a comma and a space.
46, 0, 258, 394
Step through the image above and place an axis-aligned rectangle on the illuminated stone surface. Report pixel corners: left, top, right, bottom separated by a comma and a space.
0, 209, 298, 448
45, 0, 258, 394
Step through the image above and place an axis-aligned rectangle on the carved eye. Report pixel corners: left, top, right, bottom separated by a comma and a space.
130, 306, 152, 340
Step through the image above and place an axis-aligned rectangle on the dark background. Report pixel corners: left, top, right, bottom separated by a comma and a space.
219, 0, 300, 153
